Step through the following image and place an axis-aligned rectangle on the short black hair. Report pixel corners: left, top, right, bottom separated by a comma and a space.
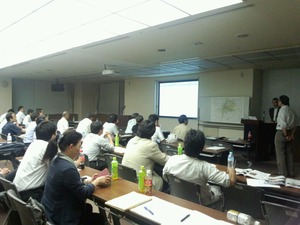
279, 95, 290, 106
136, 115, 144, 124
130, 113, 139, 119
17, 106, 24, 111
184, 129, 205, 158
90, 121, 103, 134
137, 120, 156, 139
35, 121, 57, 141
86, 112, 96, 119
107, 114, 118, 123
36, 108, 43, 114
272, 97, 278, 101
30, 112, 39, 121
148, 114, 159, 123
5, 112, 14, 122
7, 109, 14, 113
36, 115, 47, 125
27, 109, 34, 114
178, 114, 188, 124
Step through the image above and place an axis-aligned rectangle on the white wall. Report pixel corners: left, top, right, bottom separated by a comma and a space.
0, 77, 12, 113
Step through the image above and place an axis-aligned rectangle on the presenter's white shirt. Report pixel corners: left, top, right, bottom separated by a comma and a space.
76, 118, 92, 138
14, 140, 48, 191
57, 117, 69, 134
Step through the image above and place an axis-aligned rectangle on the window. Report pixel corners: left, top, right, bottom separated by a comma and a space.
158, 80, 199, 118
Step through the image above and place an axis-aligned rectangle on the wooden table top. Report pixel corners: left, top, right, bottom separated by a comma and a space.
80, 167, 230, 223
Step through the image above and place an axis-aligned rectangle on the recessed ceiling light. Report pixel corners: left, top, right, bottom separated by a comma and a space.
157, 48, 167, 52
235, 33, 250, 38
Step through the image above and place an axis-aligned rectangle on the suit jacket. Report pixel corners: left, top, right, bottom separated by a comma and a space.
122, 136, 169, 190
269, 107, 279, 122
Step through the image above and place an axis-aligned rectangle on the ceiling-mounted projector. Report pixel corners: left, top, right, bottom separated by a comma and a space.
102, 69, 120, 75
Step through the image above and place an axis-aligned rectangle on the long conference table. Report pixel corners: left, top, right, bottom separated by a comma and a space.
80, 167, 233, 225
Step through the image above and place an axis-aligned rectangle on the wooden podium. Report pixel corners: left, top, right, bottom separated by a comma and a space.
241, 119, 276, 161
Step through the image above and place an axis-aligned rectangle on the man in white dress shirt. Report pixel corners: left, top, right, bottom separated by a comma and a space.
16, 106, 25, 125
57, 111, 69, 134
76, 112, 96, 138
275, 95, 297, 177
148, 114, 165, 143
125, 113, 139, 133
23, 109, 34, 128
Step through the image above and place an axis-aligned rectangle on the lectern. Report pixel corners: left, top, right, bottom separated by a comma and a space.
241, 119, 276, 161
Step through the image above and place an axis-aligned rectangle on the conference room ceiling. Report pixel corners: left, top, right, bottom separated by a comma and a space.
0, 0, 300, 83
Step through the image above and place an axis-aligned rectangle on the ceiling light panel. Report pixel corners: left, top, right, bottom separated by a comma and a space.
118, 0, 189, 26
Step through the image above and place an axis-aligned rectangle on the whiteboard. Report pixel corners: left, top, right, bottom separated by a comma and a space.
199, 97, 250, 124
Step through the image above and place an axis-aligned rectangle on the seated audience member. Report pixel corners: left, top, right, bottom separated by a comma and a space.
148, 114, 165, 143
23, 112, 39, 146
13, 121, 57, 202
173, 114, 191, 141
23, 109, 34, 128
76, 112, 96, 138
132, 115, 144, 135
16, 106, 25, 125
122, 120, 169, 191
36, 108, 45, 116
0, 109, 14, 133
42, 130, 111, 225
2, 112, 25, 141
163, 129, 236, 206
125, 113, 139, 133
82, 121, 114, 170
103, 113, 119, 138
57, 111, 69, 134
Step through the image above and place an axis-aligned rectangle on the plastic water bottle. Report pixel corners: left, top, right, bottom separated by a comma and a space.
138, 166, 146, 193
114, 134, 119, 147
111, 156, 119, 180
177, 142, 183, 155
7, 133, 12, 143
78, 149, 85, 169
227, 151, 234, 168
144, 169, 152, 196
227, 210, 260, 225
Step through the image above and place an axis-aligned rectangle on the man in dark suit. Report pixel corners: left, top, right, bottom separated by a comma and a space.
269, 97, 280, 123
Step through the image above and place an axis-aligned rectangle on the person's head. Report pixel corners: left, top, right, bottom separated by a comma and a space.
136, 115, 144, 124
178, 114, 188, 125
27, 109, 34, 115
36, 115, 47, 125
5, 112, 16, 122
58, 130, 83, 160
272, 98, 279, 108
36, 108, 44, 116
279, 95, 289, 107
18, 106, 24, 112
137, 120, 156, 139
184, 129, 205, 158
62, 111, 70, 120
90, 121, 103, 135
148, 114, 159, 125
35, 121, 57, 142
130, 113, 139, 119
86, 112, 97, 121
30, 112, 39, 122
107, 113, 118, 123
7, 109, 14, 113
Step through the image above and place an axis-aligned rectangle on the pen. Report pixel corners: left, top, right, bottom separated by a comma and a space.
180, 214, 190, 222
144, 206, 154, 215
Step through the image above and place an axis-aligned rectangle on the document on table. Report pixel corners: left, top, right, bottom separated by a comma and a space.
246, 178, 280, 188
206, 146, 226, 151
130, 197, 231, 225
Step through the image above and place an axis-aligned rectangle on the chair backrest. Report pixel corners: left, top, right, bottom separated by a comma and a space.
6, 189, 39, 225
223, 183, 265, 219
165, 174, 201, 204
118, 164, 137, 183
84, 154, 90, 167
262, 201, 300, 225
103, 153, 123, 173
0, 176, 21, 199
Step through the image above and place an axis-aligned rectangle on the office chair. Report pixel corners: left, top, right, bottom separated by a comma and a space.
223, 183, 265, 220
262, 200, 300, 225
164, 174, 201, 204
6, 189, 52, 225
118, 164, 137, 183
103, 153, 123, 173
